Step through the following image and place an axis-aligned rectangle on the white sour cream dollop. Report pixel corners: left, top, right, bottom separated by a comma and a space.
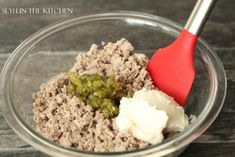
115, 88, 189, 144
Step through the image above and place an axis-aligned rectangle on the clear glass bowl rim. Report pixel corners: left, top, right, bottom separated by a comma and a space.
0, 11, 227, 157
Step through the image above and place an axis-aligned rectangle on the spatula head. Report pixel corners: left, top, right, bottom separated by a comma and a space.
147, 30, 198, 105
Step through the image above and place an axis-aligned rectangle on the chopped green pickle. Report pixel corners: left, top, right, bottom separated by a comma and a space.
66, 72, 127, 118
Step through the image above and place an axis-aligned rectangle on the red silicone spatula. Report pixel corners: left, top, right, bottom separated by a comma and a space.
147, 0, 217, 105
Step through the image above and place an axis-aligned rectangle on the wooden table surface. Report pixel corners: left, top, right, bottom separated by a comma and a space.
0, 0, 234, 156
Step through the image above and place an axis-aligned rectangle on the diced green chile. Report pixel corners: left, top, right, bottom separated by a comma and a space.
66, 72, 126, 118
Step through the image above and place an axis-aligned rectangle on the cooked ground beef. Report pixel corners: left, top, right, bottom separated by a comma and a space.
33, 38, 155, 152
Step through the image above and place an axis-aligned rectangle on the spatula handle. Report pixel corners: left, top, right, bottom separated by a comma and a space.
184, 0, 217, 36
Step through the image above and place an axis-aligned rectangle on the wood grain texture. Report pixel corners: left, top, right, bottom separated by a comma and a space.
0, 0, 234, 54
181, 143, 235, 157
0, 0, 234, 156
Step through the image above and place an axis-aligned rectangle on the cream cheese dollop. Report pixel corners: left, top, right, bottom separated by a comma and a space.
116, 97, 168, 144
133, 88, 189, 132
115, 88, 189, 144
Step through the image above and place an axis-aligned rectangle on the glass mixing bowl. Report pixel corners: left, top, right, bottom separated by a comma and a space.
0, 11, 226, 157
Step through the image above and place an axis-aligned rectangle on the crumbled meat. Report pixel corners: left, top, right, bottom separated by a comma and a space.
33, 38, 154, 152
70, 38, 154, 92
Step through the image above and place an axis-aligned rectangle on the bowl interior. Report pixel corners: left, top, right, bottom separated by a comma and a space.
1, 12, 225, 157
12, 17, 209, 127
